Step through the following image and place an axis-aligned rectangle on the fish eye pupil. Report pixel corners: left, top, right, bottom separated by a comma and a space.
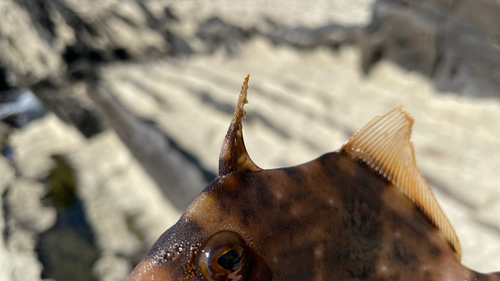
217, 249, 241, 271
199, 231, 250, 280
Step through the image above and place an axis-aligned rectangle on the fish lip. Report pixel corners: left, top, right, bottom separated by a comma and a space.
124, 257, 175, 281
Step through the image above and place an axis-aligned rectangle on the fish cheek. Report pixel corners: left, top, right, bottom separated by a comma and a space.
246, 247, 273, 281
142, 218, 208, 280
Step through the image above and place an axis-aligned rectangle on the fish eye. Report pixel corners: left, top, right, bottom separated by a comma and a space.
199, 231, 250, 280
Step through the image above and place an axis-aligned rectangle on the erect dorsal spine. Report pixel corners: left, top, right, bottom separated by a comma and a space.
219, 75, 261, 176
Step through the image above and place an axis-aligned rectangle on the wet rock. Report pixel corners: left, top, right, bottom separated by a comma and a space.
37, 154, 98, 281
38, 200, 100, 281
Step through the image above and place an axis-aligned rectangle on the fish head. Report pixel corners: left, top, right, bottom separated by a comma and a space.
125, 170, 283, 281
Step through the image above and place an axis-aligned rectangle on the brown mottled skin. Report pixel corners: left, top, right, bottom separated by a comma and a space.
125, 76, 500, 281
126, 152, 500, 281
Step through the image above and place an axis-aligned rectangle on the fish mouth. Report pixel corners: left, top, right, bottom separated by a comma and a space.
124, 257, 174, 281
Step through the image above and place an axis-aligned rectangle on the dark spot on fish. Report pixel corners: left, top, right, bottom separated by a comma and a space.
283, 167, 296, 176
240, 208, 256, 227
274, 246, 315, 280
346, 264, 375, 279
390, 239, 418, 267
406, 212, 435, 240
272, 218, 302, 235
473, 272, 491, 281
250, 175, 273, 210
219, 201, 231, 213
282, 168, 305, 186
279, 202, 290, 211
412, 211, 429, 227
293, 190, 310, 201
428, 247, 441, 260
390, 273, 401, 281
215, 176, 245, 214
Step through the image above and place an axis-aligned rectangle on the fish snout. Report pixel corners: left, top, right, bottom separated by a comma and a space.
125, 258, 174, 281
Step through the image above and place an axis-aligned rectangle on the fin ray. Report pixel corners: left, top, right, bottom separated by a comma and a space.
341, 107, 462, 259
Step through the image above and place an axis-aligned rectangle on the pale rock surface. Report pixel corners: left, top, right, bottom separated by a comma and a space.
159, 0, 374, 32
0, 123, 52, 281
5, 179, 56, 281
0, 155, 15, 281
2, 114, 181, 281
0, 1, 64, 86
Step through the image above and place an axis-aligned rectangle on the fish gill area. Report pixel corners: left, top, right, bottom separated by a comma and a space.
0, 0, 499, 281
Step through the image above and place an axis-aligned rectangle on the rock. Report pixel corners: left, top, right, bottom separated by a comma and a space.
3, 114, 181, 281
0, 1, 64, 89
0, 0, 191, 139
2, 178, 57, 281
7, 179, 57, 233
37, 199, 100, 281
9, 114, 83, 179
362, 0, 500, 98
163, 0, 375, 29
30, 81, 103, 138
0, 154, 15, 281
86, 84, 208, 210
0, 90, 46, 128
69, 130, 182, 280
93, 253, 131, 281
1, 120, 52, 281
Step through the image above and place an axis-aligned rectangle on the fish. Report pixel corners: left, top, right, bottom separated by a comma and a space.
125, 75, 500, 281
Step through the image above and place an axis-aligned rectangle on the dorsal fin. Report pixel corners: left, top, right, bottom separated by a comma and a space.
340, 107, 462, 260
219, 75, 262, 176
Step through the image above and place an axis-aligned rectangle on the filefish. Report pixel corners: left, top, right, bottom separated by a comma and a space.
125, 75, 500, 281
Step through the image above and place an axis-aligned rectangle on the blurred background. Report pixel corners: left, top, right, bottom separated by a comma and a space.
0, 0, 500, 280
